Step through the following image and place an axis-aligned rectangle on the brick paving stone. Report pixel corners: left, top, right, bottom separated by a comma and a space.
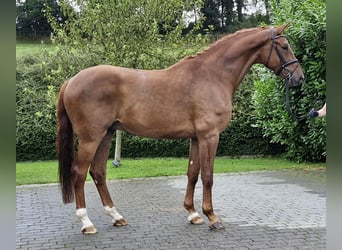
16, 169, 325, 249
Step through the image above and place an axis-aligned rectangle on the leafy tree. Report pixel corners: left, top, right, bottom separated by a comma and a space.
201, 0, 221, 32
221, 0, 235, 28
200, 0, 269, 33
235, 0, 244, 21
252, 0, 326, 162
45, 0, 208, 71
16, 0, 66, 39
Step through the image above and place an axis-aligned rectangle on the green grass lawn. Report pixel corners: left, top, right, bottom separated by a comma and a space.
16, 157, 325, 185
16, 41, 55, 57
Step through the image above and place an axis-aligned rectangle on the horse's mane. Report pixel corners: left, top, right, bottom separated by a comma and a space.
176, 26, 268, 64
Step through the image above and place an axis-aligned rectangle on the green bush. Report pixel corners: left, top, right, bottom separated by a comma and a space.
16, 53, 59, 161
252, 0, 326, 162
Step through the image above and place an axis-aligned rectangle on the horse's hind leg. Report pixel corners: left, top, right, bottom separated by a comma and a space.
184, 138, 204, 225
89, 131, 128, 227
73, 139, 101, 234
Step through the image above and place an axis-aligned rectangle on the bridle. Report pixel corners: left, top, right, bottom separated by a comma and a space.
265, 27, 299, 78
266, 27, 308, 122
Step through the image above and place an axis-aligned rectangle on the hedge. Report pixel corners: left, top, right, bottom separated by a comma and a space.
251, 0, 326, 162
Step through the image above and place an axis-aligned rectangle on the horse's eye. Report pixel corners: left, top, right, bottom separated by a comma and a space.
282, 44, 289, 50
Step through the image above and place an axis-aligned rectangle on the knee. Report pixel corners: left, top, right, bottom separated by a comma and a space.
187, 168, 199, 184
187, 174, 199, 185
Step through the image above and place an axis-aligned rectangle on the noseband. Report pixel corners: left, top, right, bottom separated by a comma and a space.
265, 28, 299, 79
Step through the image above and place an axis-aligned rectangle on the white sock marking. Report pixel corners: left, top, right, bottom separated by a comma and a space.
188, 211, 200, 221
104, 206, 123, 222
76, 208, 94, 231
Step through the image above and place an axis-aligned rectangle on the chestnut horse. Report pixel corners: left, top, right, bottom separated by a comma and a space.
57, 24, 304, 234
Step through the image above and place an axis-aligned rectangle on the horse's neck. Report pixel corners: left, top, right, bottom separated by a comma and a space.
188, 29, 269, 91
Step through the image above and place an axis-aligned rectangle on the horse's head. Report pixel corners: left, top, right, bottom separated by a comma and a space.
264, 23, 304, 87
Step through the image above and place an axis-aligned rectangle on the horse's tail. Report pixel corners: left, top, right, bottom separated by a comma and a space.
56, 80, 75, 204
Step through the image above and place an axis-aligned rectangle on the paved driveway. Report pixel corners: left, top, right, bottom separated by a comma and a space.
16, 169, 325, 249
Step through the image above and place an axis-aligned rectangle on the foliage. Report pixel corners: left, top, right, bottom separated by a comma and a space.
200, 0, 269, 34
252, 0, 326, 162
16, 52, 59, 161
17, 0, 272, 41
16, 0, 66, 40
45, 0, 208, 71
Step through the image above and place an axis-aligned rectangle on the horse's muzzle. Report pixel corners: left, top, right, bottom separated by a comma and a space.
286, 72, 304, 87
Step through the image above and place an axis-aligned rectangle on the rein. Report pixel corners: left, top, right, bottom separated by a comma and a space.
267, 27, 309, 122
285, 79, 309, 122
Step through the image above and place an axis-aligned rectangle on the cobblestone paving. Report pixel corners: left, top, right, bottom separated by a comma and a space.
16, 169, 325, 249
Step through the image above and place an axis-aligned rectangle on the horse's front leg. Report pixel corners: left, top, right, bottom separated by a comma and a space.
184, 138, 204, 225
89, 131, 128, 228
198, 134, 224, 230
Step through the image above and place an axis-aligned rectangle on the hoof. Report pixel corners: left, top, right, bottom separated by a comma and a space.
114, 218, 128, 227
82, 225, 98, 235
209, 221, 225, 231
190, 216, 204, 225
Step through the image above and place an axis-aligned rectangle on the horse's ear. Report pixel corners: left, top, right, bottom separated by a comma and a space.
276, 23, 290, 34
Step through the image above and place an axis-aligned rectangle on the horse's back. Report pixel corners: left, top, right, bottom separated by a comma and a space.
67, 65, 129, 90
65, 65, 148, 103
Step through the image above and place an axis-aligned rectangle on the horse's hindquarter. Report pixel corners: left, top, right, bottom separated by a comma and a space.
64, 65, 232, 140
